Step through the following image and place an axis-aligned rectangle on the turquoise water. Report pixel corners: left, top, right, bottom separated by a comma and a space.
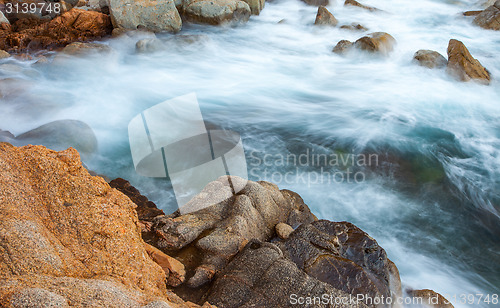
1, 0, 499, 306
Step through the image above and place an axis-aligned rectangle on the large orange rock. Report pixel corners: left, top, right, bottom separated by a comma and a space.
0, 143, 211, 307
0, 8, 112, 52
446, 39, 490, 84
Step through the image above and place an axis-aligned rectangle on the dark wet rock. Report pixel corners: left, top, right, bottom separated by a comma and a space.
301, 0, 328, 7
473, 0, 500, 30
446, 39, 490, 84
109, 0, 182, 33
0, 9, 112, 53
407, 289, 454, 308
182, 0, 251, 25
332, 39, 353, 54
413, 50, 447, 69
344, 0, 380, 12
276, 220, 401, 306
151, 178, 317, 289
340, 23, 368, 31
314, 6, 338, 26
206, 240, 368, 308
109, 178, 165, 222
353, 32, 396, 55
241, 0, 265, 15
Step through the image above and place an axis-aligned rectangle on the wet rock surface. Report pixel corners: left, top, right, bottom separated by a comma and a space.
446, 39, 490, 84
315, 6, 338, 26
182, 0, 251, 25
473, 0, 500, 30
413, 50, 448, 69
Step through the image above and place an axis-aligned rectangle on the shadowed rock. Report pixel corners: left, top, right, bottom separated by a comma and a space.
446, 39, 490, 84
340, 23, 368, 31
315, 6, 338, 26
151, 178, 317, 288
206, 240, 369, 308
413, 50, 447, 69
277, 220, 401, 306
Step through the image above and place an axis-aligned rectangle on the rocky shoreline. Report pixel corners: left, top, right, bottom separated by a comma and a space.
0, 143, 454, 307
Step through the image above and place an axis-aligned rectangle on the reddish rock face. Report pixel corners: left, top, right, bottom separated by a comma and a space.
0, 9, 112, 53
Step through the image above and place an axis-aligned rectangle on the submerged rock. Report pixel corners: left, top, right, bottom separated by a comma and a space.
446, 39, 490, 84
182, 0, 251, 25
473, 0, 500, 30
0, 144, 208, 307
61, 42, 113, 55
333, 39, 353, 54
340, 23, 368, 31
135, 38, 166, 54
413, 50, 447, 69
344, 0, 380, 12
109, 0, 182, 33
354, 32, 396, 55
314, 6, 338, 26
151, 178, 317, 288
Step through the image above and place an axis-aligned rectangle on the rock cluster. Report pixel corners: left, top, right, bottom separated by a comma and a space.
333, 32, 396, 56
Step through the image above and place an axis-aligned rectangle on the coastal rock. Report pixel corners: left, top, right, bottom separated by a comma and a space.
340, 23, 368, 31
13, 120, 98, 159
332, 39, 353, 54
463, 10, 483, 16
182, 0, 251, 25
277, 220, 401, 306
407, 289, 454, 308
446, 39, 490, 84
0, 9, 112, 52
473, 0, 500, 30
314, 6, 338, 26
109, 178, 165, 222
0, 50, 9, 59
413, 50, 447, 69
206, 240, 369, 308
353, 32, 396, 55
144, 243, 186, 287
344, 0, 379, 12
301, 0, 329, 6
151, 178, 317, 288
109, 0, 182, 33
135, 38, 166, 54
275, 222, 294, 239
0, 11, 10, 30
61, 42, 113, 55
241, 0, 264, 15
0, 144, 199, 307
